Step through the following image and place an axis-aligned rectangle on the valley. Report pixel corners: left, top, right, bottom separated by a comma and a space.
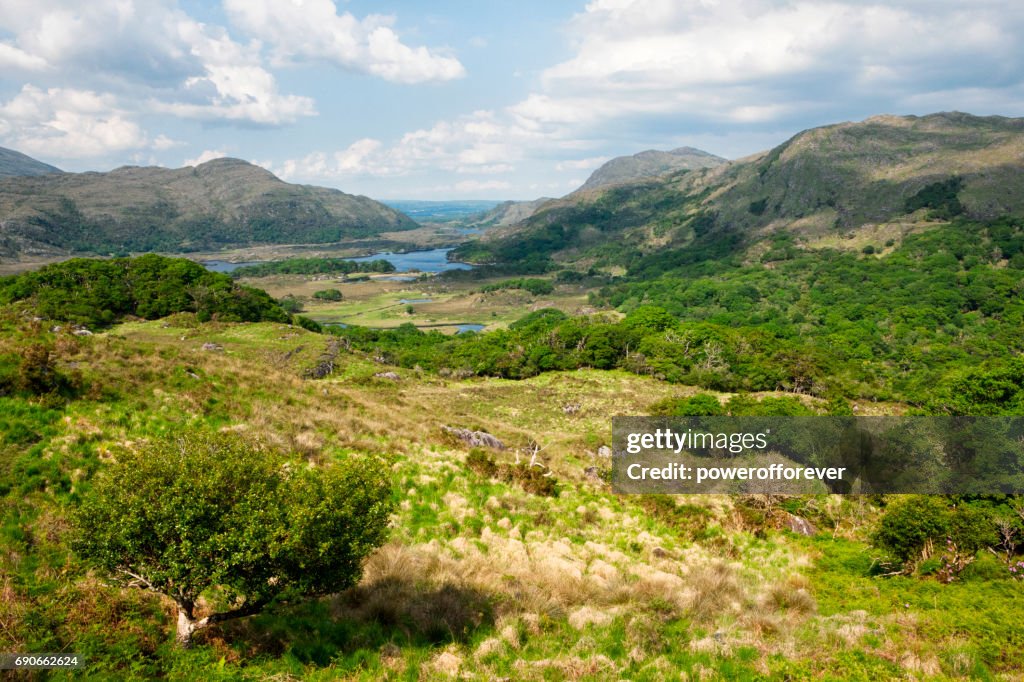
1, 112, 1024, 680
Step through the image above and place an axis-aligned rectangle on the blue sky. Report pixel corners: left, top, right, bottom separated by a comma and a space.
1, 0, 1023, 200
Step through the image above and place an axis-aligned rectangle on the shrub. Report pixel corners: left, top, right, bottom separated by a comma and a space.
313, 289, 343, 302
74, 432, 394, 647
497, 463, 559, 497
871, 496, 951, 563
465, 448, 497, 477
650, 393, 724, 416
278, 295, 304, 313
293, 315, 323, 333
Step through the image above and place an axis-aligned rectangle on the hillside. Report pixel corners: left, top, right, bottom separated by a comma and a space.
0, 158, 416, 260
0, 146, 62, 178
463, 197, 554, 228
457, 112, 1024, 267
1, 309, 1022, 678
577, 146, 726, 192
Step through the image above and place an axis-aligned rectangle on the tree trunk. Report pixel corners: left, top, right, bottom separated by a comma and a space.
174, 600, 265, 647
176, 609, 198, 648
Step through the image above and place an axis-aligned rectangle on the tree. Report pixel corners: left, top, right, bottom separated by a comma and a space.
73, 433, 394, 647
278, 295, 304, 313
313, 288, 343, 302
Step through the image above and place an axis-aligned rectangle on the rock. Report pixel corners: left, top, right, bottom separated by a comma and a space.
584, 466, 604, 484
597, 445, 613, 459
442, 426, 506, 450
201, 342, 223, 352
562, 403, 581, 415
72, 327, 93, 336
784, 513, 817, 536
374, 371, 401, 381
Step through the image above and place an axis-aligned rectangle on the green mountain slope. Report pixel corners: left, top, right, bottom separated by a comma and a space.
457, 113, 1024, 267
0, 146, 62, 178
0, 158, 416, 259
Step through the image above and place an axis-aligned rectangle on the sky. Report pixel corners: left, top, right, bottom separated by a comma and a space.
1, 0, 1023, 200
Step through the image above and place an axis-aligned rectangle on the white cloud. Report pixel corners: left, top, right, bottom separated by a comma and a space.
183, 149, 230, 167
224, 0, 465, 84
153, 19, 316, 125
0, 0, 315, 134
528, 0, 1024, 126
151, 134, 182, 151
0, 42, 48, 71
555, 156, 609, 171
0, 85, 149, 158
273, 110, 546, 183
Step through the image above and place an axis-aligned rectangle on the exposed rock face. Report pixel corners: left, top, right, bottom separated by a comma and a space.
784, 513, 818, 536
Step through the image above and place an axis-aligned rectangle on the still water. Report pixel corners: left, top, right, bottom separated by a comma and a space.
201, 247, 472, 274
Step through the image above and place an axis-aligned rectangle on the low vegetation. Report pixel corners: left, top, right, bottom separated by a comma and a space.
0, 305, 1020, 678
0, 255, 291, 328
230, 257, 395, 278
3, 113, 1024, 676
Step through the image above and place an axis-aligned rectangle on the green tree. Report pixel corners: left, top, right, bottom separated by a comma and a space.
277, 294, 304, 313
313, 288, 343, 302
73, 433, 393, 647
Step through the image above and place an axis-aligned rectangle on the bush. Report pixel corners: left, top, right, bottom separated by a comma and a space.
497, 463, 559, 497
464, 449, 558, 496
465, 448, 497, 477
871, 496, 951, 563
278, 295, 304, 313
74, 432, 394, 647
294, 316, 323, 333
313, 289, 343, 302
650, 393, 724, 416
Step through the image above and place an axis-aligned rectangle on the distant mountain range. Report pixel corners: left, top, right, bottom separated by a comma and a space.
382, 199, 502, 224
0, 153, 416, 260
0, 146, 62, 178
455, 112, 1024, 267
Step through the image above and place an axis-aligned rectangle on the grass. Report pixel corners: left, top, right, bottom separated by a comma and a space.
0, 317, 1021, 679
241, 273, 590, 332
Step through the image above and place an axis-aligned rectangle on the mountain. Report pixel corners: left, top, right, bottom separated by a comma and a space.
0, 146, 62, 178
463, 198, 554, 228
576, 146, 726, 192
456, 112, 1024, 267
0, 158, 416, 259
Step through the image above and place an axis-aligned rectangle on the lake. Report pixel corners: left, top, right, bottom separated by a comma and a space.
201, 260, 266, 273
201, 247, 472, 274
349, 248, 472, 273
